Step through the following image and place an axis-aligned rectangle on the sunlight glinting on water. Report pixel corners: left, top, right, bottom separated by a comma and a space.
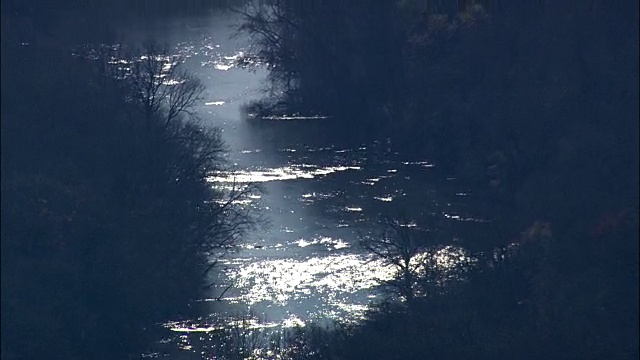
214, 63, 233, 71
373, 195, 394, 202
196, 48, 265, 71
167, 324, 222, 333
443, 212, 488, 222
207, 165, 361, 183
295, 236, 350, 250
224, 254, 396, 307
433, 246, 472, 269
201, 246, 474, 329
402, 161, 435, 167
299, 192, 339, 203
262, 115, 331, 120
162, 79, 186, 86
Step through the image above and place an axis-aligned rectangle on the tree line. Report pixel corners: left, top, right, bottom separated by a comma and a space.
1, 16, 255, 359
237, 1, 639, 358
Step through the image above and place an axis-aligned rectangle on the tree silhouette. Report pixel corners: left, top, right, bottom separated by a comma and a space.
1, 29, 257, 360
360, 214, 448, 304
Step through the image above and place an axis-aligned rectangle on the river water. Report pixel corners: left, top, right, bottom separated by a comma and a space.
113, 8, 476, 357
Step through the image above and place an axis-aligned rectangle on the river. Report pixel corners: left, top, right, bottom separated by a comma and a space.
110, 8, 476, 358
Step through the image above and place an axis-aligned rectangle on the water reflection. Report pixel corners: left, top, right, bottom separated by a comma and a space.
208, 165, 361, 183
229, 254, 384, 305
108, 9, 487, 357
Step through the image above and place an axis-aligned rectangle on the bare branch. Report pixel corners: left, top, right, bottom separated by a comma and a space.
359, 215, 440, 303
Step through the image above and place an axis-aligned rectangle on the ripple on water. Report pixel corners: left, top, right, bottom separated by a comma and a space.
224, 254, 395, 308
204, 100, 225, 106
373, 195, 394, 202
293, 236, 350, 250
208, 165, 361, 183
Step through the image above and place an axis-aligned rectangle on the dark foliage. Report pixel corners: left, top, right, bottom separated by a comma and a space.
240, 0, 638, 245
1, 20, 254, 359
240, 1, 639, 359
235, 0, 405, 126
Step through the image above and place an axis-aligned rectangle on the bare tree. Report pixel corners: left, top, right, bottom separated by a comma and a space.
360, 215, 442, 304
98, 41, 204, 133
90, 40, 261, 289
233, 0, 299, 91
233, 0, 351, 111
